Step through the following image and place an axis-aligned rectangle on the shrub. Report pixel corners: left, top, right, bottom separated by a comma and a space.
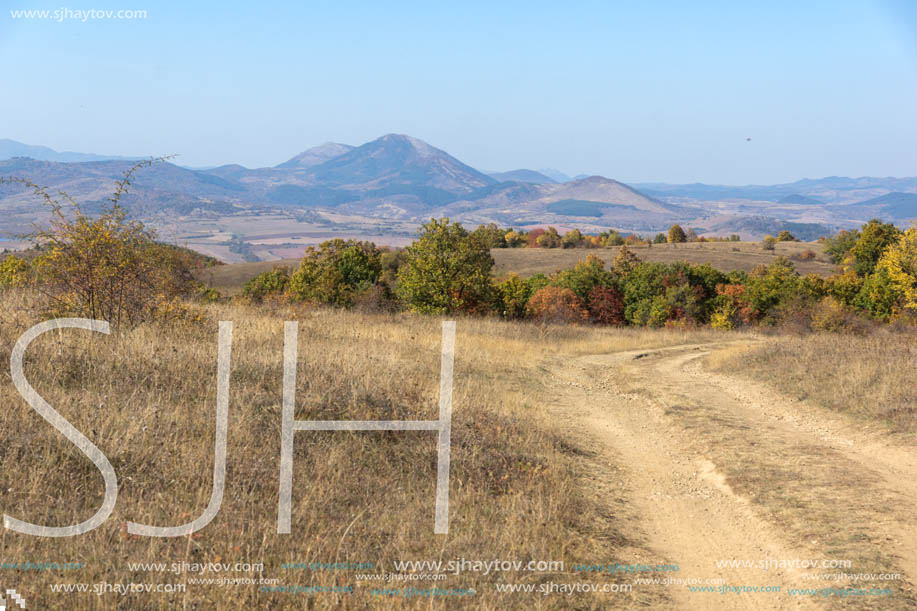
795, 248, 817, 260
0, 254, 30, 288
810, 296, 870, 334
587, 285, 625, 325
495, 273, 534, 319
289, 239, 382, 307
352, 283, 399, 313
777, 230, 798, 242
242, 267, 291, 303
397, 218, 494, 314
762, 235, 777, 251
4, 161, 205, 328
710, 283, 754, 329
744, 257, 801, 321
525, 286, 588, 324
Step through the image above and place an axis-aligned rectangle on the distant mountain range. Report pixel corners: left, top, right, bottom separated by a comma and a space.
0, 138, 137, 163
2, 135, 916, 242
634, 177, 917, 206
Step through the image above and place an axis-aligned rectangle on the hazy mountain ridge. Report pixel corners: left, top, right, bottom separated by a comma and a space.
0, 139, 138, 163
1, 135, 915, 243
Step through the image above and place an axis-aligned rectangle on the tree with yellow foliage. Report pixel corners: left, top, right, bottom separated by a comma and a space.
877, 223, 917, 312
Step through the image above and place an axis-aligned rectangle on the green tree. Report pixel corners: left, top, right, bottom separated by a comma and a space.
289, 239, 382, 307
396, 218, 494, 314
823, 229, 859, 264
551, 254, 614, 301
653, 233, 667, 244
744, 257, 801, 320
472, 222, 507, 248
667, 224, 687, 243
242, 267, 291, 303
494, 273, 533, 319
850, 219, 901, 276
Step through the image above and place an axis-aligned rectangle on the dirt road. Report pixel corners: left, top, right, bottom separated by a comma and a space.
545, 341, 917, 610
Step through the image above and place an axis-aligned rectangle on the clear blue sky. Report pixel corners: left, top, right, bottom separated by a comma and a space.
2, 0, 915, 183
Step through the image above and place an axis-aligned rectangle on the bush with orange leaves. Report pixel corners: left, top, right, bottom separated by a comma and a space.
525, 286, 589, 324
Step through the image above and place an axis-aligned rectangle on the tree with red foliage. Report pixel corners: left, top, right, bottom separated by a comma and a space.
587, 285, 625, 325
526, 227, 546, 248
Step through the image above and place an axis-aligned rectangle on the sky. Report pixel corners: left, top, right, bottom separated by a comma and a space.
1, 0, 916, 184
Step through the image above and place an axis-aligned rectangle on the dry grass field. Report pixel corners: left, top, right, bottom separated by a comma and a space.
1, 289, 724, 610
491, 241, 837, 278
197, 259, 301, 296
3, 287, 917, 609
197, 241, 838, 297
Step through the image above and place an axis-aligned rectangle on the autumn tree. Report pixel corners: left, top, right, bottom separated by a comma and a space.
876, 223, 917, 312
561, 229, 583, 249
2, 159, 205, 327
588, 285, 625, 325
667, 224, 687, 243
613, 245, 642, 277
0, 254, 30, 288
396, 218, 494, 314
525, 286, 588, 324
536, 226, 562, 248
850, 219, 901, 276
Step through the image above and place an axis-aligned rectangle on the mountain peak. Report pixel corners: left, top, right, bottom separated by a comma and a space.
276, 142, 354, 169
372, 133, 439, 157
307, 133, 495, 196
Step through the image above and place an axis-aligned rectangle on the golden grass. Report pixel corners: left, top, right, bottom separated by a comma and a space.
706, 330, 917, 435
0, 290, 720, 609
195, 241, 838, 297
195, 259, 300, 297
491, 241, 837, 278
